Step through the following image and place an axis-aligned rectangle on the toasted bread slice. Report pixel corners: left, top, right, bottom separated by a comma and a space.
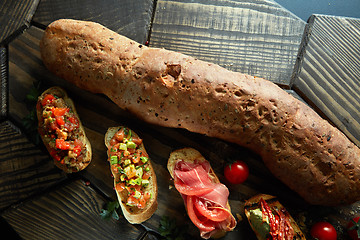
105, 126, 158, 224
167, 148, 236, 238
37, 86, 91, 173
244, 194, 305, 240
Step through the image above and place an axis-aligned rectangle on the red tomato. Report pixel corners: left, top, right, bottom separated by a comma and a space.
68, 117, 79, 126
138, 195, 146, 209
127, 196, 138, 207
52, 107, 69, 117
224, 160, 249, 184
114, 129, 124, 142
56, 139, 70, 150
144, 192, 151, 201
142, 171, 151, 180
348, 217, 360, 240
310, 221, 337, 240
131, 136, 143, 145
115, 182, 125, 192
73, 145, 82, 157
50, 149, 61, 161
41, 94, 55, 106
55, 116, 65, 126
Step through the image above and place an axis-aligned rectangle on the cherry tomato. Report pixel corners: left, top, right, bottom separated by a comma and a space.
348, 216, 360, 240
224, 160, 249, 184
310, 221, 337, 240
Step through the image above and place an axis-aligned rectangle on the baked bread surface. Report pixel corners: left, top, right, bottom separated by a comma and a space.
40, 19, 360, 205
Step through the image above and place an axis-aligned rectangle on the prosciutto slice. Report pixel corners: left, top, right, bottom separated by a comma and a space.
174, 159, 236, 239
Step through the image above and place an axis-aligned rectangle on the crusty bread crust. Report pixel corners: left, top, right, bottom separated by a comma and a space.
37, 86, 91, 173
40, 19, 360, 205
105, 126, 158, 224
168, 148, 235, 238
244, 194, 305, 240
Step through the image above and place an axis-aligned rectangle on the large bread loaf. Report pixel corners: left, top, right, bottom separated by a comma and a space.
40, 19, 360, 206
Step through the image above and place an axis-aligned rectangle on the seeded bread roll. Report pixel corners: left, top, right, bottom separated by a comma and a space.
40, 19, 360, 206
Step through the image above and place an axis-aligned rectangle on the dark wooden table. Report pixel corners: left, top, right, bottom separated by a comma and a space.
0, 0, 359, 239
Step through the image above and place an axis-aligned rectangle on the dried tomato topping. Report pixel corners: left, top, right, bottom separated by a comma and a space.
260, 198, 294, 240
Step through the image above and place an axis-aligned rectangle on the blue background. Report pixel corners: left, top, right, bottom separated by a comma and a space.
275, 0, 360, 21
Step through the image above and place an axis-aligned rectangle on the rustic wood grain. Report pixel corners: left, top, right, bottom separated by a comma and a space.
32, 0, 155, 44
5, 24, 303, 239
0, 46, 8, 120
291, 14, 360, 147
149, 0, 306, 86
0, 0, 39, 44
0, 120, 66, 210
5, 18, 360, 240
1, 179, 146, 240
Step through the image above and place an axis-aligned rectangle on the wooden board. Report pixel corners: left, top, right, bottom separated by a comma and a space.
291, 14, 360, 147
0, 0, 39, 44
0, 46, 8, 119
3, 22, 360, 239
0, 120, 66, 211
1, 179, 146, 240
32, 0, 155, 44
149, 0, 306, 86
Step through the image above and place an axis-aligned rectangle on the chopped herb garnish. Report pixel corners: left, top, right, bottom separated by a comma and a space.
158, 216, 188, 240
100, 201, 120, 220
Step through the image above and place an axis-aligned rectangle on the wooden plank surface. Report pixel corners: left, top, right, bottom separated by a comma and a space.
0, 46, 8, 120
3, 2, 360, 239
149, 0, 306, 86
4, 22, 360, 239
0, 120, 66, 211
1, 179, 146, 240
32, 0, 155, 44
0, 0, 39, 44
291, 14, 360, 147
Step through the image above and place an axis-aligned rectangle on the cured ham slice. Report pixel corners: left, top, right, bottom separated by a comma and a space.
174, 159, 236, 239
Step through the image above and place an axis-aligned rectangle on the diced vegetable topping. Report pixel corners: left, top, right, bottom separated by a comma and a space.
39, 93, 85, 171
108, 128, 151, 209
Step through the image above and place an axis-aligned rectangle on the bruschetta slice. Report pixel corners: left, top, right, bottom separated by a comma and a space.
167, 148, 236, 239
37, 86, 91, 173
244, 194, 306, 240
105, 126, 158, 224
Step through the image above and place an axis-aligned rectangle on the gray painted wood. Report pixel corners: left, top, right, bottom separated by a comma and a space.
149, 0, 306, 86
291, 14, 360, 147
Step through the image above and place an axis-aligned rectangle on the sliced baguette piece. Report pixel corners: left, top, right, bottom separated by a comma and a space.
105, 126, 158, 224
244, 194, 305, 240
37, 86, 91, 173
168, 147, 236, 239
